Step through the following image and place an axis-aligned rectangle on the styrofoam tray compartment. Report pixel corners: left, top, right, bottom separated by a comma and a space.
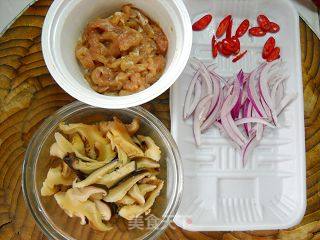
171, 0, 306, 231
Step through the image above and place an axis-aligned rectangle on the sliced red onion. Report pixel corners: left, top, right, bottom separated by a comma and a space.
184, 70, 201, 119
259, 62, 278, 123
210, 71, 229, 86
193, 94, 213, 146
221, 114, 243, 148
240, 82, 248, 106
201, 89, 223, 132
242, 99, 251, 136
183, 60, 296, 167
187, 80, 202, 118
191, 58, 213, 97
206, 72, 222, 117
221, 76, 241, 117
235, 118, 275, 128
221, 94, 247, 147
231, 70, 244, 119
247, 67, 267, 117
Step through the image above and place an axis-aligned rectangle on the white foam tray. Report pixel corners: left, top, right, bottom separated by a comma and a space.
171, 0, 306, 231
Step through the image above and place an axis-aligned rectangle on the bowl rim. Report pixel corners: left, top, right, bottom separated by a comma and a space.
41, 0, 192, 109
22, 101, 184, 240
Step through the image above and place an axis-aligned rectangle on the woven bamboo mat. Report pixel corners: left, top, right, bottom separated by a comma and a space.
0, 0, 319, 239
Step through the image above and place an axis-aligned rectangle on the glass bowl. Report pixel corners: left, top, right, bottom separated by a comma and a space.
22, 101, 183, 240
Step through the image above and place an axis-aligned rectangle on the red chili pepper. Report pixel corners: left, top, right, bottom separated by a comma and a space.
221, 38, 233, 52
222, 37, 240, 55
192, 14, 212, 31
212, 43, 219, 58
269, 22, 280, 33
226, 18, 233, 39
257, 14, 271, 31
249, 27, 266, 37
212, 35, 216, 46
235, 19, 250, 38
216, 15, 232, 38
266, 47, 280, 62
262, 37, 276, 59
212, 35, 218, 58
232, 50, 248, 63
231, 36, 240, 54
218, 41, 232, 56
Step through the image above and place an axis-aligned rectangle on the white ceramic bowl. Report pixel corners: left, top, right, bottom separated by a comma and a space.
42, 0, 192, 109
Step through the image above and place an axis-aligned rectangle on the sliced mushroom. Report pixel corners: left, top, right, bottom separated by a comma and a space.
117, 195, 136, 205
94, 141, 116, 162
107, 131, 129, 164
50, 142, 66, 159
59, 123, 115, 161
97, 161, 136, 188
53, 132, 96, 162
64, 153, 110, 175
54, 189, 112, 231
71, 133, 85, 155
145, 169, 160, 176
106, 131, 116, 150
135, 157, 160, 169
61, 162, 73, 178
132, 136, 142, 147
41, 165, 75, 196
125, 117, 140, 136
137, 135, 161, 161
73, 160, 120, 188
117, 183, 156, 205
70, 186, 107, 202
95, 200, 112, 221
103, 172, 150, 202
106, 118, 144, 158
128, 184, 145, 205
138, 175, 158, 184
138, 184, 157, 195
98, 121, 112, 137
118, 180, 164, 220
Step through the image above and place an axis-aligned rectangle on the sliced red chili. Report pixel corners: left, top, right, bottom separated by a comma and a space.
235, 19, 250, 38
262, 37, 276, 59
230, 36, 240, 54
212, 35, 218, 58
212, 35, 216, 46
221, 37, 240, 54
212, 43, 219, 58
249, 27, 266, 37
269, 22, 280, 33
218, 41, 232, 56
257, 14, 271, 31
266, 47, 280, 62
221, 38, 233, 52
226, 18, 233, 39
216, 15, 232, 38
232, 50, 248, 63
192, 14, 212, 31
